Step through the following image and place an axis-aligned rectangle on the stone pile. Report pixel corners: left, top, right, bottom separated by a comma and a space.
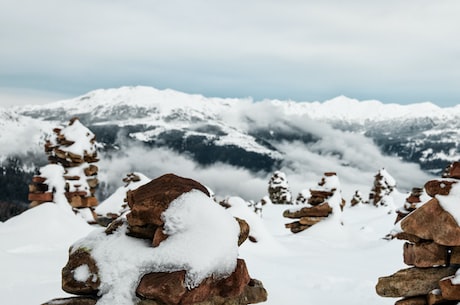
268, 171, 292, 204
369, 168, 396, 206
28, 118, 99, 222
395, 187, 424, 223
283, 172, 343, 233
43, 173, 267, 305
350, 190, 364, 207
376, 162, 460, 305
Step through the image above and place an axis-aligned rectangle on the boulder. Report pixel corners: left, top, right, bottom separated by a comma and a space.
126, 173, 210, 227
394, 296, 427, 305
376, 266, 458, 298
400, 198, 460, 246
62, 248, 100, 295
283, 203, 333, 218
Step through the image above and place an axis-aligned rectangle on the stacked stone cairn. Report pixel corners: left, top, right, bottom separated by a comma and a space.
43, 173, 267, 305
28, 118, 99, 222
376, 161, 460, 305
395, 187, 424, 223
268, 171, 292, 204
283, 172, 344, 233
368, 168, 396, 206
350, 190, 364, 207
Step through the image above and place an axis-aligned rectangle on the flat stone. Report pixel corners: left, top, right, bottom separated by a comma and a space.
440, 276, 460, 300
299, 216, 326, 226
376, 266, 458, 298
395, 296, 427, 305
400, 198, 460, 246
283, 203, 332, 218
424, 180, 457, 197
41, 297, 98, 305
403, 242, 448, 268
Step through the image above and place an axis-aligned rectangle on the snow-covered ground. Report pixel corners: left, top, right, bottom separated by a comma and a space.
0, 195, 407, 305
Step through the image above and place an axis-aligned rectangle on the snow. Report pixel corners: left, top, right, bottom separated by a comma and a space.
73, 264, 91, 282
56, 119, 96, 156
0, 189, 410, 305
437, 181, 460, 225
39, 164, 71, 211
72, 190, 240, 304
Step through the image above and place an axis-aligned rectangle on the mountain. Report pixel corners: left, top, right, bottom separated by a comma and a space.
1, 86, 458, 213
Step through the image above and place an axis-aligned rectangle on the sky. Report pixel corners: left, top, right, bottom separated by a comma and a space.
0, 0, 459, 107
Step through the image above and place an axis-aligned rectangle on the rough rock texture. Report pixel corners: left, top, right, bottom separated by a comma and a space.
267, 171, 292, 204
376, 266, 458, 298
400, 198, 460, 246
395, 187, 423, 223
62, 248, 100, 295
283, 203, 333, 218
394, 296, 427, 305
439, 277, 460, 300
403, 242, 448, 268
424, 180, 457, 198
42, 297, 98, 305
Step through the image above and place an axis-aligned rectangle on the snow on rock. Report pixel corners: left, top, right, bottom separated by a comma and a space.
437, 182, 460, 225
49, 174, 267, 305
268, 170, 292, 204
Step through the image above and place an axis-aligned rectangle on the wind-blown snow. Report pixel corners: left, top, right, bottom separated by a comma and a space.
437, 181, 460, 225
72, 190, 240, 305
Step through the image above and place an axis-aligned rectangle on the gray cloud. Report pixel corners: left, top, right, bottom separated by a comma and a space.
1, 0, 459, 106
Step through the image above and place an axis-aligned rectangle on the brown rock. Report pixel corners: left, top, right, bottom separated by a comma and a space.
41, 297, 98, 305
400, 198, 460, 246
376, 266, 458, 298
242, 278, 268, 304
137, 259, 251, 305
445, 162, 460, 179
403, 242, 448, 268
395, 296, 427, 305
235, 217, 249, 246
440, 276, 460, 300
127, 224, 159, 240
427, 289, 452, 305
308, 190, 334, 205
32, 176, 47, 183
283, 202, 333, 218
299, 216, 326, 226
62, 248, 100, 295
28, 192, 53, 202
450, 247, 460, 265
284, 221, 310, 233
152, 227, 168, 247
136, 270, 187, 305
84, 165, 99, 176
127, 173, 210, 227
424, 180, 457, 197
394, 232, 423, 244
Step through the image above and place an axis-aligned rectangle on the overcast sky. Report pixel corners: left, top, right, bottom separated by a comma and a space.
1, 0, 459, 107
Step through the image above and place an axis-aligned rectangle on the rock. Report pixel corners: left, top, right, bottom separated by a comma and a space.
41, 297, 98, 305
449, 247, 460, 265
283, 202, 333, 218
299, 216, 326, 226
62, 248, 100, 295
403, 242, 448, 268
127, 223, 159, 240
152, 227, 169, 247
444, 162, 460, 179
126, 173, 210, 227
235, 217, 249, 246
426, 289, 448, 305
439, 276, 460, 300
136, 259, 250, 305
394, 296, 427, 305
400, 198, 460, 246
424, 180, 457, 197
376, 266, 458, 298
308, 190, 334, 205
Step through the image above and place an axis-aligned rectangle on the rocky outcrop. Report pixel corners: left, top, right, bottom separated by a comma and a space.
376, 162, 460, 305
44, 173, 267, 305
283, 172, 343, 233
29, 118, 99, 223
268, 171, 292, 204
395, 187, 424, 223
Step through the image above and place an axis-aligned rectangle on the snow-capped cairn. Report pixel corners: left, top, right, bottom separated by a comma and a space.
268, 170, 292, 204
368, 168, 396, 206
283, 172, 344, 233
44, 173, 267, 305
376, 161, 460, 304
350, 190, 364, 207
28, 117, 99, 223
394, 187, 424, 223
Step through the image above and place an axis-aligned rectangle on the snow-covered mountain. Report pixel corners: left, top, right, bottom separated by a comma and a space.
1, 86, 458, 212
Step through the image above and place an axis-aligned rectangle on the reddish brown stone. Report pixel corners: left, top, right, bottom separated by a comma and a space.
152, 227, 168, 247
32, 176, 47, 183
127, 174, 210, 227
84, 165, 99, 176
394, 232, 423, 244
127, 224, 158, 239
28, 192, 53, 202
41, 297, 98, 305
395, 296, 427, 305
427, 289, 452, 305
308, 190, 334, 205
299, 216, 326, 226
62, 248, 100, 295
284, 221, 310, 233
400, 198, 460, 246
445, 162, 460, 179
283, 202, 333, 218
424, 180, 457, 197
136, 270, 187, 305
440, 276, 460, 300
376, 266, 457, 298
403, 242, 448, 268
